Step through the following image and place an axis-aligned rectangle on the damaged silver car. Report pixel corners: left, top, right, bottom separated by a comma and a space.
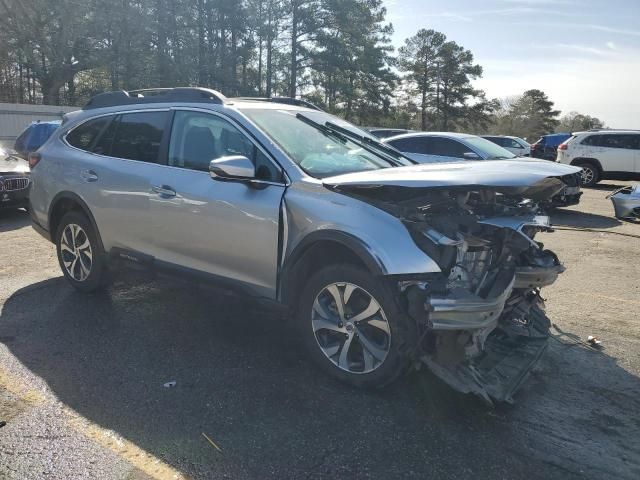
28, 88, 581, 403
607, 185, 640, 220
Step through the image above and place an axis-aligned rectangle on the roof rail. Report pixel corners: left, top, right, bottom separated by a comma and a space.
234, 96, 324, 111
83, 87, 228, 110
584, 128, 640, 132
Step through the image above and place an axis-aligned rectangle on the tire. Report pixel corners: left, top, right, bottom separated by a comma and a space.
55, 211, 108, 292
575, 162, 600, 187
297, 264, 414, 388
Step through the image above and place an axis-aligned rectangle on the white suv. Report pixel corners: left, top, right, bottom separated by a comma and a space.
556, 130, 640, 186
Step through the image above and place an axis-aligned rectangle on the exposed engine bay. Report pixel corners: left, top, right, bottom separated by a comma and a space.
339, 185, 566, 404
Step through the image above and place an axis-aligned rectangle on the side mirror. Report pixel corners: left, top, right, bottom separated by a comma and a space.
209, 155, 255, 181
463, 152, 481, 160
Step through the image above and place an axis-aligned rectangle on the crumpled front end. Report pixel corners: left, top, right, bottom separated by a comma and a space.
335, 184, 565, 404
400, 194, 562, 404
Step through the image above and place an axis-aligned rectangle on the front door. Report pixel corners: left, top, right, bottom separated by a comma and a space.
148, 109, 286, 298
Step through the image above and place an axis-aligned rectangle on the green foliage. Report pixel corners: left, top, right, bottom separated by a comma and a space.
397, 29, 488, 131
489, 90, 561, 140
0, 1, 602, 136
556, 111, 605, 133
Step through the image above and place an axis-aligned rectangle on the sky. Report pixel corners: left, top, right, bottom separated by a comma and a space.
383, 0, 640, 128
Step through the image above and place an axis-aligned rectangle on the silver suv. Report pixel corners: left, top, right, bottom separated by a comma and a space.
29, 88, 581, 403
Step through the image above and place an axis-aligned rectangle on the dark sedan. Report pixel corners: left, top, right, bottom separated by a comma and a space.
0, 148, 30, 211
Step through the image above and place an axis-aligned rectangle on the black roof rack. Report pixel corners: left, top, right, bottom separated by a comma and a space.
83, 87, 228, 110
233, 96, 324, 111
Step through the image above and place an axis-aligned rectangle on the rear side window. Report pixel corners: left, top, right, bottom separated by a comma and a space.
504, 138, 522, 149
581, 135, 604, 147
485, 137, 503, 146
602, 134, 639, 150
387, 137, 431, 154
66, 117, 111, 151
110, 112, 169, 163
429, 138, 470, 158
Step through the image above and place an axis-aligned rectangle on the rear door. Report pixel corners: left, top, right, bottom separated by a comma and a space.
64, 110, 171, 254
596, 134, 636, 173
147, 109, 286, 298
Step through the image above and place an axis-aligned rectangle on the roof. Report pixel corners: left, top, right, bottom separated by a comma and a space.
383, 131, 476, 141
573, 129, 640, 135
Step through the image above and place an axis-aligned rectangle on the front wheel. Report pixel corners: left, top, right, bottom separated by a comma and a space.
55, 211, 108, 292
297, 264, 413, 388
576, 162, 600, 187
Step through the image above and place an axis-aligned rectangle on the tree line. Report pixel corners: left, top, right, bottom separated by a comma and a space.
0, 0, 604, 139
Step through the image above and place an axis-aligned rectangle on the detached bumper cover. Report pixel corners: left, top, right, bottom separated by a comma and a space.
607, 185, 640, 219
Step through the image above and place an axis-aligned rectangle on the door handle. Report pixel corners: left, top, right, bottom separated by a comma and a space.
81, 169, 98, 182
152, 184, 177, 198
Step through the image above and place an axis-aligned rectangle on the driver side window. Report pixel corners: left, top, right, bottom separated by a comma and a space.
168, 110, 283, 182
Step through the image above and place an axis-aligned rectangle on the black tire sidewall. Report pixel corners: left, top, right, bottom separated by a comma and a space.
297, 264, 413, 388
55, 211, 106, 292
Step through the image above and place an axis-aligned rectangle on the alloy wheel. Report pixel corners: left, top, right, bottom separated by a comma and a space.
311, 282, 391, 374
60, 223, 93, 282
580, 166, 595, 185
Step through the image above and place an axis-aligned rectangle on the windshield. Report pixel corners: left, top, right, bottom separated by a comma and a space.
241, 108, 412, 178
463, 136, 517, 159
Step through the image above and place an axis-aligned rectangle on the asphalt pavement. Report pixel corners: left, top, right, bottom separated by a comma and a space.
0, 182, 639, 479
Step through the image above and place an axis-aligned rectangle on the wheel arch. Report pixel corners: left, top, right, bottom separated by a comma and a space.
48, 192, 104, 251
571, 157, 603, 174
278, 230, 386, 307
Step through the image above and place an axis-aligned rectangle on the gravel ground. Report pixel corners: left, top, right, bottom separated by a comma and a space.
0, 182, 639, 479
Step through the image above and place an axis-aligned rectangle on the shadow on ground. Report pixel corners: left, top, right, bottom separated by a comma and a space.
0, 209, 30, 233
552, 208, 621, 229
1, 277, 638, 479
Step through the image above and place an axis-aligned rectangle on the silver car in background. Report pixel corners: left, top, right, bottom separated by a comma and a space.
30, 88, 580, 403
482, 135, 531, 157
384, 132, 582, 208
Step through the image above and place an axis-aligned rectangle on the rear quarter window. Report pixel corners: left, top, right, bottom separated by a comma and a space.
66, 117, 112, 151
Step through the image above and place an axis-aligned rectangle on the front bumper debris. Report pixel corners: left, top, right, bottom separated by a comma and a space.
422, 300, 551, 405
429, 275, 515, 331
607, 185, 640, 220
514, 264, 565, 289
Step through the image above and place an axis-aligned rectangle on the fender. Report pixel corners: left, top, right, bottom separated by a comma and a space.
48, 191, 105, 251
278, 229, 386, 304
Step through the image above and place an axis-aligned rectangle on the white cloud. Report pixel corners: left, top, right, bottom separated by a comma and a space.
475, 50, 640, 128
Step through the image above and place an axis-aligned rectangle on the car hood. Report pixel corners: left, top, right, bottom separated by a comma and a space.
0, 155, 29, 175
323, 159, 581, 200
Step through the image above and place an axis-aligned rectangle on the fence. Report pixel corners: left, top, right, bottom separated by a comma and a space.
0, 103, 78, 147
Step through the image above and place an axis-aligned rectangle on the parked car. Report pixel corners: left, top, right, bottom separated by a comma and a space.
365, 127, 415, 139
482, 135, 530, 156
0, 147, 30, 211
13, 120, 61, 159
530, 133, 571, 160
556, 130, 640, 187
384, 132, 582, 207
30, 87, 580, 403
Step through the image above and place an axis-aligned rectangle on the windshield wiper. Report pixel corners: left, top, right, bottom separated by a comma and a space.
295, 113, 349, 143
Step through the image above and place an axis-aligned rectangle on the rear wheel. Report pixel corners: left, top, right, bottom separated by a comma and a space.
55, 211, 108, 292
297, 264, 413, 388
576, 162, 600, 187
